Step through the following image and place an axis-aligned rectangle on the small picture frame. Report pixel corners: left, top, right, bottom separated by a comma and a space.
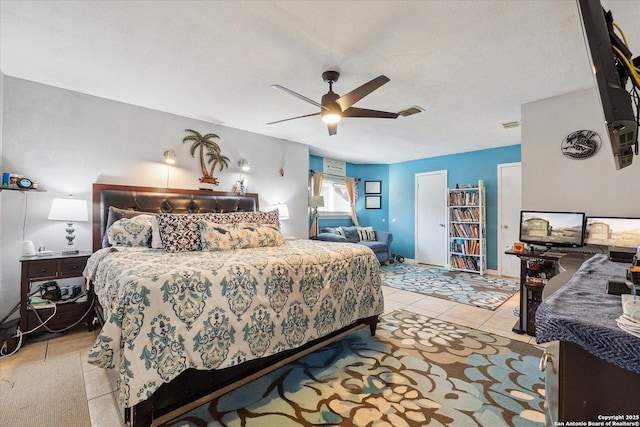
365, 196, 381, 209
364, 180, 381, 194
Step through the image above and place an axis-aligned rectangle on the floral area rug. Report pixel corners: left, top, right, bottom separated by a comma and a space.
380, 264, 519, 310
163, 310, 545, 427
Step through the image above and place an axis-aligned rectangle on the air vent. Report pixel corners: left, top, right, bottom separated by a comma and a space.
398, 106, 424, 117
502, 121, 520, 129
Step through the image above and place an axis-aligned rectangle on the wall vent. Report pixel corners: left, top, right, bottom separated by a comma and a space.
502, 121, 520, 129
398, 106, 424, 117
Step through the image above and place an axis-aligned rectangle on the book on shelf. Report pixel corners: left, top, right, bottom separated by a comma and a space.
451, 207, 479, 222
450, 254, 479, 271
449, 191, 480, 206
451, 223, 478, 238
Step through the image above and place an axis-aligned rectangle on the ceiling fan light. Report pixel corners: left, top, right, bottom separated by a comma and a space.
321, 102, 341, 124
322, 113, 341, 124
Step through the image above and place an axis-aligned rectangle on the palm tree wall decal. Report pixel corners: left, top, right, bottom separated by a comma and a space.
182, 129, 230, 185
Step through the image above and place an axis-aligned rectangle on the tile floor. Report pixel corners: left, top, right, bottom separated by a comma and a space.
0, 282, 539, 427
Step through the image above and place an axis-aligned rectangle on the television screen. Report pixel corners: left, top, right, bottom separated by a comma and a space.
578, 0, 639, 170
585, 217, 640, 248
519, 211, 586, 248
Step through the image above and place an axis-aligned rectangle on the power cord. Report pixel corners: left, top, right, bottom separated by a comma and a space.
0, 284, 95, 358
27, 296, 95, 334
0, 329, 23, 359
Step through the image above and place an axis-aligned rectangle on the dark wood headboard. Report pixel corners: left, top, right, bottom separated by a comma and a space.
92, 183, 259, 252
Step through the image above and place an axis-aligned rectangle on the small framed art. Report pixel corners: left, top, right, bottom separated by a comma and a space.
364, 180, 381, 194
365, 196, 381, 209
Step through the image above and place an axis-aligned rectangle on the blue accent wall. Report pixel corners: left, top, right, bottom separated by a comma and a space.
310, 144, 520, 270
388, 145, 521, 269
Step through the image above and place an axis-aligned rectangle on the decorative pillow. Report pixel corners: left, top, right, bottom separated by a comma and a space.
157, 213, 219, 252
150, 216, 163, 249
335, 227, 345, 237
208, 210, 280, 226
340, 226, 360, 243
157, 210, 279, 252
357, 227, 376, 242
107, 215, 154, 247
103, 206, 155, 248
200, 222, 284, 251
319, 227, 337, 234
316, 233, 348, 242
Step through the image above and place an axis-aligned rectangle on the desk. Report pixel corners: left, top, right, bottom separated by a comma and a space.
536, 254, 640, 423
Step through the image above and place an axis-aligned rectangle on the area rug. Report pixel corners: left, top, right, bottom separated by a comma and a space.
380, 264, 519, 310
163, 310, 545, 426
0, 352, 90, 426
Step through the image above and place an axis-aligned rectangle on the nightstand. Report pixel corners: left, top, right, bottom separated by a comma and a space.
19, 252, 94, 335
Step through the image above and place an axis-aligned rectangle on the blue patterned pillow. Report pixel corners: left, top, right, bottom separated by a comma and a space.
103, 206, 155, 248
107, 215, 154, 247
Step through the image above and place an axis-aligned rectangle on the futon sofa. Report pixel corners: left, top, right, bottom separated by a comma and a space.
316, 226, 393, 264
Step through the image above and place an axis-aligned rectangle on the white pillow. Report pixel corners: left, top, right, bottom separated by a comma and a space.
357, 227, 376, 241
150, 216, 163, 249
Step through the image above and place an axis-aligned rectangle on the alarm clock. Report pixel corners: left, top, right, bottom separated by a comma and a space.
17, 177, 33, 189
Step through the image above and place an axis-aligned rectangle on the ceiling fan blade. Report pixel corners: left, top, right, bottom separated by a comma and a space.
327, 123, 337, 136
335, 75, 390, 111
342, 107, 399, 119
271, 85, 327, 110
266, 112, 320, 125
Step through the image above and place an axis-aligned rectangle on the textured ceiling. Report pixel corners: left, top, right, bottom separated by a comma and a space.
1, 0, 638, 164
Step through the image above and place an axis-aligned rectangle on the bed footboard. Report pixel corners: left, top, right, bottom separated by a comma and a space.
125, 315, 379, 427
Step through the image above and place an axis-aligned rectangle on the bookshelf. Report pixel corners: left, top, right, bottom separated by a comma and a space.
448, 186, 486, 275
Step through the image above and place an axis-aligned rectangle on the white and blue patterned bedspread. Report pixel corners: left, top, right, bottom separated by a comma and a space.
84, 239, 384, 407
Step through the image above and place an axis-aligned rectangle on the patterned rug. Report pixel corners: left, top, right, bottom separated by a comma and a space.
380, 264, 519, 310
163, 310, 545, 426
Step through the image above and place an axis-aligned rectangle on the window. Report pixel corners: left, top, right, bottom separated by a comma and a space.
318, 175, 351, 218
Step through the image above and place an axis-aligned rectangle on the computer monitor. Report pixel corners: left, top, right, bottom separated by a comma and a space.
585, 216, 640, 248
519, 211, 586, 248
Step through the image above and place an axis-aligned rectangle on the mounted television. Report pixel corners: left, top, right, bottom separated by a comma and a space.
578, 0, 639, 169
519, 211, 586, 248
585, 216, 640, 248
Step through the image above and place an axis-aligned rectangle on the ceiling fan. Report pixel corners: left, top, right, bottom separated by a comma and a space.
267, 71, 399, 136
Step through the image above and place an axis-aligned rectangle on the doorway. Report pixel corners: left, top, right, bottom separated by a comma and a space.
498, 162, 522, 278
415, 170, 448, 267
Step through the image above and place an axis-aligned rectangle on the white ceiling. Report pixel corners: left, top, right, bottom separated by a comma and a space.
1, 0, 639, 164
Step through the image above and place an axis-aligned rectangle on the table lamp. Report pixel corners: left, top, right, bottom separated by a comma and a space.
273, 203, 289, 220
48, 197, 88, 254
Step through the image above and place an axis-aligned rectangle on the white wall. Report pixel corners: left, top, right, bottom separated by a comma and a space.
0, 77, 309, 318
522, 87, 640, 216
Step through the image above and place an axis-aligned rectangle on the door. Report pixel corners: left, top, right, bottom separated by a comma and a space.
498, 162, 522, 277
415, 171, 448, 267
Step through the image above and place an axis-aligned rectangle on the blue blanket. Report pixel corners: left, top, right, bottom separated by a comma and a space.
536, 254, 640, 373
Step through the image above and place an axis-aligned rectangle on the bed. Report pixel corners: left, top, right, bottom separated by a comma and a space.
85, 183, 384, 426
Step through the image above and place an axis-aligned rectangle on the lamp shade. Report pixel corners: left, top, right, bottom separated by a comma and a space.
48, 198, 89, 222
310, 196, 325, 208
273, 203, 289, 220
